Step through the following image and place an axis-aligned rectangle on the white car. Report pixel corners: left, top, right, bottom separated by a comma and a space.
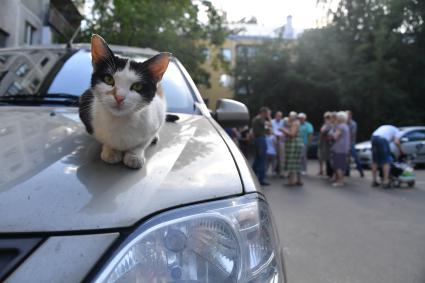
0, 44, 286, 282
355, 126, 425, 167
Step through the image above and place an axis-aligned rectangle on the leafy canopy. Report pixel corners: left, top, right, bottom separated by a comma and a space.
80, 0, 230, 87
234, 0, 425, 140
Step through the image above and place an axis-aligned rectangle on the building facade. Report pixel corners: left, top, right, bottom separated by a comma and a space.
0, 0, 81, 48
199, 16, 298, 109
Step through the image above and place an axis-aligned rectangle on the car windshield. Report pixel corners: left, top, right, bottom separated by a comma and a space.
0, 48, 197, 114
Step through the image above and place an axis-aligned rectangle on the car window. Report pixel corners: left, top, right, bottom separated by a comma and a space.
0, 49, 68, 96
0, 49, 197, 114
403, 130, 425, 142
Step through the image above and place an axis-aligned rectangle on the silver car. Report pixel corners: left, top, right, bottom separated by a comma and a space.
355, 126, 425, 167
0, 45, 286, 282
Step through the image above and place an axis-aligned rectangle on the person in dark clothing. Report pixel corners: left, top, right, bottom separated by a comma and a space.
238, 126, 250, 157
251, 106, 271, 186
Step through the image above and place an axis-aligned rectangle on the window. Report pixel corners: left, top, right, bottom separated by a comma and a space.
40, 57, 49, 67
0, 29, 8, 47
236, 45, 258, 62
236, 86, 248, 95
15, 64, 30, 77
6, 82, 23, 96
219, 74, 234, 88
403, 130, 425, 142
46, 50, 197, 114
220, 48, 232, 62
25, 22, 36, 45
202, 48, 210, 61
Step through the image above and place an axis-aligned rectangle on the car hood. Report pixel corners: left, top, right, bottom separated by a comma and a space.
0, 107, 242, 232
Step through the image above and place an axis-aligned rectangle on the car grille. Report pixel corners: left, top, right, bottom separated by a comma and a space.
0, 238, 43, 281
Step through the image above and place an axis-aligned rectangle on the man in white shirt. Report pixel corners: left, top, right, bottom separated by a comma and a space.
371, 125, 403, 188
271, 111, 285, 177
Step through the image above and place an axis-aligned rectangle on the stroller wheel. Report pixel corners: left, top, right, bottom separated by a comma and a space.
408, 181, 415, 188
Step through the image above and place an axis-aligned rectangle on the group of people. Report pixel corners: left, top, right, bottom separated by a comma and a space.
228, 107, 405, 189
250, 107, 314, 186
248, 107, 364, 187
317, 110, 364, 186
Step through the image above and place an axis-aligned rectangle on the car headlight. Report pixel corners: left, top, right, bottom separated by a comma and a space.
93, 194, 284, 283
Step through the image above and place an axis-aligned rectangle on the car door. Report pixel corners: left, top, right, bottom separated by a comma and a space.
400, 130, 425, 163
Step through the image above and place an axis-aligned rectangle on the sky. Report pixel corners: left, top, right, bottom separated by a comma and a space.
207, 0, 335, 30
83, 0, 336, 31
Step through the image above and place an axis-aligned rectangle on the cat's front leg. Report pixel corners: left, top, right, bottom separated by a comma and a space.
123, 143, 148, 169
101, 145, 123, 164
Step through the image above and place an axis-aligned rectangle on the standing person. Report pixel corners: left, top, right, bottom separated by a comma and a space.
318, 112, 332, 176
330, 111, 351, 187
346, 110, 364, 177
272, 111, 285, 177
326, 112, 337, 179
251, 107, 271, 186
265, 128, 278, 176
281, 112, 304, 186
298, 113, 314, 174
238, 126, 250, 157
371, 125, 403, 188
225, 127, 240, 146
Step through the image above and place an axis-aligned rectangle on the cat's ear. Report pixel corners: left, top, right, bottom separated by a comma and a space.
145, 53, 171, 83
91, 34, 114, 66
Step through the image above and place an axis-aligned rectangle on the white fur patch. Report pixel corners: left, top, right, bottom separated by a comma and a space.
90, 60, 166, 153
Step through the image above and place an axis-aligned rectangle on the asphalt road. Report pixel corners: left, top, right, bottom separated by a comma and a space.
263, 161, 425, 283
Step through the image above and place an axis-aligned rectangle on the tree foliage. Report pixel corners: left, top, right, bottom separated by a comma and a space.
79, 0, 230, 86
235, 0, 425, 140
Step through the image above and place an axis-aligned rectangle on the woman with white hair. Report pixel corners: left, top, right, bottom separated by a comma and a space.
318, 111, 332, 176
330, 111, 351, 186
281, 111, 304, 186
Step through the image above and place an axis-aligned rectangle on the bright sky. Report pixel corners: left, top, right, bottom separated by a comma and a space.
208, 0, 334, 30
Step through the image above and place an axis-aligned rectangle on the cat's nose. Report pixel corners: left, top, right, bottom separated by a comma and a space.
114, 95, 125, 105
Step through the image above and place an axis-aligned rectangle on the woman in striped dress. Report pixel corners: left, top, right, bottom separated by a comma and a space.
281, 111, 304, 186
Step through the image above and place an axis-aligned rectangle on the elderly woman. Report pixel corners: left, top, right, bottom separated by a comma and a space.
330, 111, 350, 187
318, 112, 332, 176
281, 111, 304, 186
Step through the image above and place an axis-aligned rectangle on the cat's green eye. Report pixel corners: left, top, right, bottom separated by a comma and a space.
131, 82, 143, 92
103, 75, 114, 86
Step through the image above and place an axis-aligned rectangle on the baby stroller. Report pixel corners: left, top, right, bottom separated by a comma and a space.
379, 154, 416, 188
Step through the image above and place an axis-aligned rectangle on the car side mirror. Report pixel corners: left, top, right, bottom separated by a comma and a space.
400, 137, 409, 143
214, 99, 249, 128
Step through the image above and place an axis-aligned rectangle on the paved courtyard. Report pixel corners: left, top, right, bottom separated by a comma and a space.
263, 162, 425, 283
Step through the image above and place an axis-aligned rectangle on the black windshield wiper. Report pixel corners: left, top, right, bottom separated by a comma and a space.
0, 93, 80, 106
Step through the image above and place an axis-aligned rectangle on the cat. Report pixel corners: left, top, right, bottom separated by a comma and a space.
79, 34, 171, 169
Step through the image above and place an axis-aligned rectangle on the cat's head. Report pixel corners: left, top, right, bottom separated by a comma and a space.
90, 34, 170, 116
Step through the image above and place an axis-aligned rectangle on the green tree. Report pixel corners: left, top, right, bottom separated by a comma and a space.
80, 0, 230, 86
235, 0, 425, 140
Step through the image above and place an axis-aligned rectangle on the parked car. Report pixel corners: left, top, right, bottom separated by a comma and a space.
355, 126, 425, 167
0, 45, 286, 282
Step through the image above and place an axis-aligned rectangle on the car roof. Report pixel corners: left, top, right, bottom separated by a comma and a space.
399, 126, 425, 132
0, 43, 160, 56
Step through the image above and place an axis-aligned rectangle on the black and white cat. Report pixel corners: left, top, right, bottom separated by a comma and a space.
79, 34, 170, 169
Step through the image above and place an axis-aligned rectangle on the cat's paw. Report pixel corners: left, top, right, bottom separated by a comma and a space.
123, 153, 145, 169
101, 147, 123, 164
